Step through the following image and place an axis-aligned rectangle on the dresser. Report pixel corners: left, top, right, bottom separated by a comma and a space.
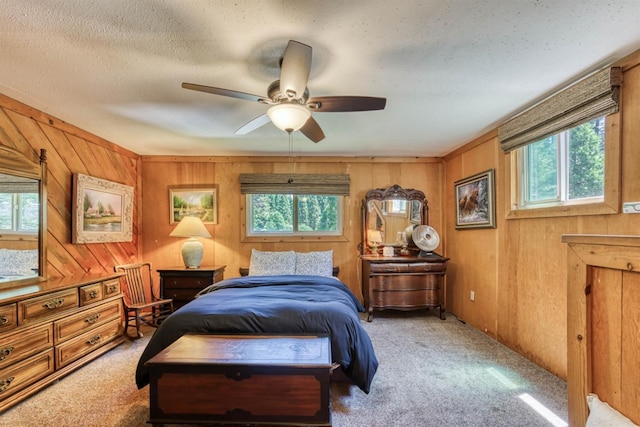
361, 255, 448, 321
0, 272, 126, 413
158, 266, 226, 309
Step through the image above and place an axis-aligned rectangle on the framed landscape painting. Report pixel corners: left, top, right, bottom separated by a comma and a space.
72, 173, 133, 243
169, 185, 218, 224
454, 169, 496, 229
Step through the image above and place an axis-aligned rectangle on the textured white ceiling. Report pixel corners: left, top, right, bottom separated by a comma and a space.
1, 1, 639, 157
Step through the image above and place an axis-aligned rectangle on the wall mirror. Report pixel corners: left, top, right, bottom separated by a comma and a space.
361, 184, 428, 256
0, 146, 47, 289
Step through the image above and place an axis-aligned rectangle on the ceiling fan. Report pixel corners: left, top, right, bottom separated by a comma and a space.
182, 40, 387, 143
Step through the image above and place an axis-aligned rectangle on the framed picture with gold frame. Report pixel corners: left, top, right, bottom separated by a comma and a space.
169, 184, 218, 225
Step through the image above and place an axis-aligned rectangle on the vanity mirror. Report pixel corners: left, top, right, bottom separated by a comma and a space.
0, 146, 47, 288
360, 184, 428, 256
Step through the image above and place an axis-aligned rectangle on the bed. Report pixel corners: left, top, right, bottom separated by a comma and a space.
135, 250, 378, 394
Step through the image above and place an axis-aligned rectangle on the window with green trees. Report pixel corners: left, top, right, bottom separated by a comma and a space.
0, 193, 39, 232
247, 194, 342, 236
519, 116, 605, 208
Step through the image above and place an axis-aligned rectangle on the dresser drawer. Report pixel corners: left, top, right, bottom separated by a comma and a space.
55, 319, 122, 369
0, 323, 53, 370
79, 283, 104, 306
102, 278, 121, 298
369, 262, 446, 274
0, 304, 17, 333
163, 276, 212, 289
54, 300, 122, 343
372, 288, 440, 308
371, 274, 442, 291
0, 349, 54, 399
17, 289, 79, 325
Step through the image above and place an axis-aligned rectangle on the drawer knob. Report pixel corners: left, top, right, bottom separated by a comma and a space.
0, 316, 7, 326
107, 284, 118, 293
0, 346, 14, 361
43, 298, 64, 309
0, 376, 15, 393
88, 290, 99, 299
86, 335, 102, 345
85, 313, 101, 324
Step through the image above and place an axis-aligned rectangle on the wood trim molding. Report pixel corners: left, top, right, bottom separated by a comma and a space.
562, 234, 640, 426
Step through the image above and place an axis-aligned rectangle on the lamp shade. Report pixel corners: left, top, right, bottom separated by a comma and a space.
267, 103, 311, 132
368, 229, 383, 244
170, 216, 211, 268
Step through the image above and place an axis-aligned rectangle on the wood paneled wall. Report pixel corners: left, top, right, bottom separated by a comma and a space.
0, 93, 141, 280
140, 156, 444, 298
444, 52, 640, 379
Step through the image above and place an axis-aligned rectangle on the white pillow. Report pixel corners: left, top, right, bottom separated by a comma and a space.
586, 393, 639, 427
294, 250, 333, 277
248, 249, 296, 276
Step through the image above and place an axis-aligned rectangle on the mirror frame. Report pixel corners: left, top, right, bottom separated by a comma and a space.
361, 184, 428, 256
0, 145, 47, 289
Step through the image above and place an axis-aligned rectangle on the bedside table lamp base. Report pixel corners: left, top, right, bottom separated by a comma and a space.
181, 238, 203, 269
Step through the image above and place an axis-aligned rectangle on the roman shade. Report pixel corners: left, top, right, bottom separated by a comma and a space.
498, 67, 623, 153
239, 173, 350, 195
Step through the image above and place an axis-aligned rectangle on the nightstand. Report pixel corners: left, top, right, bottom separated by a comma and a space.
157, 265, 226, 309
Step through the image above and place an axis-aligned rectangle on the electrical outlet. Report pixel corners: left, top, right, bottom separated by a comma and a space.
470, 290, 475, 301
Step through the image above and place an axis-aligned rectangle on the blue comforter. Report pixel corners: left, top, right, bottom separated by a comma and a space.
135, 275, 378, 393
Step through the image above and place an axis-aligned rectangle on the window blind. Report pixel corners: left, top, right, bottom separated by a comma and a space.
239, 173, 350, 195
498, 67, 622, 153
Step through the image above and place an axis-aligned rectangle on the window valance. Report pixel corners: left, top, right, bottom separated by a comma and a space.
239, 173, 350, 195
498, 67, 622, 153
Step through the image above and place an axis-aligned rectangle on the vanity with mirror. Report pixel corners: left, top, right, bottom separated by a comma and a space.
0, 145, 125, 413
360, 184, 448, 321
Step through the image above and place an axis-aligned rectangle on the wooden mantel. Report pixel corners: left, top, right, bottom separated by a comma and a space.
562, 234, 640, 426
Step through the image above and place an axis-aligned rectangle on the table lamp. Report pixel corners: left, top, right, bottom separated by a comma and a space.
368, 229, 383, 256
169, 216, 211, 268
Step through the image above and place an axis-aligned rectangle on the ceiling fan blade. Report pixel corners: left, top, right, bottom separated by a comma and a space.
182, 82, 263, 103
307, 96, 387, 112
279, 40, 312, 100
234, 113, 271, 135
299, 116, 325, 143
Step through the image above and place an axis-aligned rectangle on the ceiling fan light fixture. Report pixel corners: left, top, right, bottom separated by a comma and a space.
267, 103, 311, 133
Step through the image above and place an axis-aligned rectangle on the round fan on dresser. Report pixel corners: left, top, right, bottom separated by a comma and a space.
411, 225, 440, 257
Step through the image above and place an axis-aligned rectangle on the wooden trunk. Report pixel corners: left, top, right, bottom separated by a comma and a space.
146, 334, 332, 426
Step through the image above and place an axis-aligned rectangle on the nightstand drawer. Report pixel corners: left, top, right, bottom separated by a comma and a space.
163, 276, 212, 289
102, 279, 121, 297
163, 288, 201, 301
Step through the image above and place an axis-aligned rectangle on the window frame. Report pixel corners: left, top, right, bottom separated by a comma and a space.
0, 192, 39, 234
241, 193, 350, 243
506, 113, 620, 219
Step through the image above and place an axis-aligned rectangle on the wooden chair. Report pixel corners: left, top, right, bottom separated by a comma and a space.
114, 262, 174, 338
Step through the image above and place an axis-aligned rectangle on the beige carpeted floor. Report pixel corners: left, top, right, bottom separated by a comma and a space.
1, 311, 568, 426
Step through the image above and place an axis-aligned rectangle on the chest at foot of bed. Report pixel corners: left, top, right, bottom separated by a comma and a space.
145, 333, 332, 426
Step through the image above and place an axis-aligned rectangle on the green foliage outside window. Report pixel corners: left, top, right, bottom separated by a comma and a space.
249, 194, 340, 234
523, 117, 604, 206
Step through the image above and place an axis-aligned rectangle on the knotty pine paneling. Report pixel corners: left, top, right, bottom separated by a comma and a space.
0, 92, 141, 281
444, 51, 640, 380
141, 156, 445, 300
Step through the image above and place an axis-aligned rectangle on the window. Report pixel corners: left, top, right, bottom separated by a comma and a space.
518, 117, 605, 208
247, 193, 343, 237
0, 192, 39, 232
500, 66, 622, 218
